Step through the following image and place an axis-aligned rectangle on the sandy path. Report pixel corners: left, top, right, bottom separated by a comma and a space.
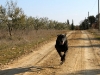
0, 30, 100, 75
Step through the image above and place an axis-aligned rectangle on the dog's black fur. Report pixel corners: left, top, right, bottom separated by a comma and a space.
55, 34, 68, 64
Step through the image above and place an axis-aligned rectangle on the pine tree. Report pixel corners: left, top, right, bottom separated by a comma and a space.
71, 19, 74, 30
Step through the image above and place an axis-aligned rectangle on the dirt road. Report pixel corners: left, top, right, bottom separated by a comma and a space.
0, 30, 100, 75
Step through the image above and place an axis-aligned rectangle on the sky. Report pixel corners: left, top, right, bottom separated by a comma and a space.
0, 0, 99, 25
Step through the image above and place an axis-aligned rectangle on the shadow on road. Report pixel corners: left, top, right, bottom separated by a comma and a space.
68, 37, 100, 41
68, 36, 100, 48
67, 69, 100, 75
69, 44, 100, 48
0, 65, 60, 75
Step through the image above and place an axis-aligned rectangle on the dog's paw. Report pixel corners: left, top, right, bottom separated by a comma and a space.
60, 61, 63, 65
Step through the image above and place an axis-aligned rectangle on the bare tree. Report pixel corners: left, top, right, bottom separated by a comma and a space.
5, 0, 25, 36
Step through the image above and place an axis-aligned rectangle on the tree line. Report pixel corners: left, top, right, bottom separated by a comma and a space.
0, 0, 74, 36
1, 0, 99, 37
79, 14, 99, 30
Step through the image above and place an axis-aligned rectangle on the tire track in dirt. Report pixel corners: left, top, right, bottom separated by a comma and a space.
67, 31, 100, 75
82, 31, 100, 75
86, 31, 100, 65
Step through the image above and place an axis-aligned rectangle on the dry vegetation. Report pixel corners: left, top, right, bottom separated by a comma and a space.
0, 29, 68, 65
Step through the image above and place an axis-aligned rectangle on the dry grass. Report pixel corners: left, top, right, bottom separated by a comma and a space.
0, 29, 68, 65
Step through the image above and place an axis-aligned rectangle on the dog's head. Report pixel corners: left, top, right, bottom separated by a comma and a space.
57, 34, 66, 45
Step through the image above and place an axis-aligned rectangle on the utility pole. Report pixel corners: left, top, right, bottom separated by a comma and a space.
98, 0, 100, 30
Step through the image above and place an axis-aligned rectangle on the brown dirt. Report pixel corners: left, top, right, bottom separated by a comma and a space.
0, 30, 100, 75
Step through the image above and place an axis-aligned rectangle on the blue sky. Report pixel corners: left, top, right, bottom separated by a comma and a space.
0, 0, 99, 25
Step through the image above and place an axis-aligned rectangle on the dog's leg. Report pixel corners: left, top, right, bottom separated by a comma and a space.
61, 51, 67, 63
57, 51, 62, 58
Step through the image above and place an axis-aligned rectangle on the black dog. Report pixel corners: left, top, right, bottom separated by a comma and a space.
55, 34, 68, 64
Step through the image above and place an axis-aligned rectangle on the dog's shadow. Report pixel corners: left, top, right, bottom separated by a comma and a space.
0, 64, 60, 75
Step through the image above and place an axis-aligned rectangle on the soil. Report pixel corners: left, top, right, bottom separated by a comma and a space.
0, 30, 100, 75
